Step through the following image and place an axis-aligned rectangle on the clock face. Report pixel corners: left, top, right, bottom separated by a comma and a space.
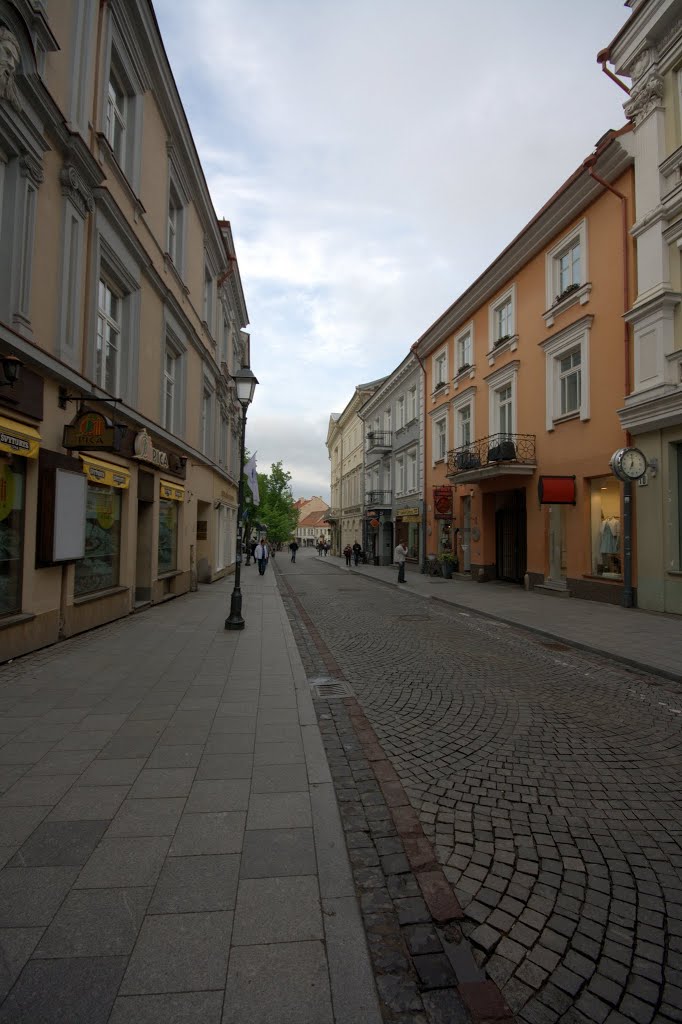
620, 447, 647, 480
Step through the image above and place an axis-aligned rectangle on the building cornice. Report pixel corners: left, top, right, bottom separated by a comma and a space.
358, 355, 419, 418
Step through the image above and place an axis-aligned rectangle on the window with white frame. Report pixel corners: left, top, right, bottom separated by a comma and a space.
384, 407, 392, 433
453, 388, 476, 450
220, 413, 228, 467
434, 349, 448, 388
486, 361, 518, 438
546, 220, 588, 310
203, 263, 213, 331
456, 328, 473, 371
489, 285, 516, 346
201, 386, 213, 456
497, 384, 513, 437
459, 405, 472, 447
407, 386, 417, 422
96, 279, 121, 393
434, 417, 447, 461
396, 395, 405, 429
163, 348, 176, 432
102, 21, 145, 189
167, 166, 187, 272
542, 315, 592, 430
408, 449, 417, 491
105, 66, 126, 166
396, 456, 405, 494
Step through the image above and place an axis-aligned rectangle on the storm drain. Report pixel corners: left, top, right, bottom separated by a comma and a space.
308, 675, 353, 700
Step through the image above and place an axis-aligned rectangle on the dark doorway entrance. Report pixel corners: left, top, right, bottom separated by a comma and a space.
495, 489, 527, 583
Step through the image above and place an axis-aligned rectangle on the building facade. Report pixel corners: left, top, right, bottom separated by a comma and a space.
294, 496, 330, 547
326, 379, 385, 555
358, 354, 424, 565
0, 0, 250, 661
415, 131, 636, 603
602, 0, 682, 613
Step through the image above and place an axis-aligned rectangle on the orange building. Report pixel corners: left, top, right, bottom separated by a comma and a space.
414, 129, 636, 604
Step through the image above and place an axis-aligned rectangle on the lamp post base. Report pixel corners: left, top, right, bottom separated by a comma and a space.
225, 590, 245, 630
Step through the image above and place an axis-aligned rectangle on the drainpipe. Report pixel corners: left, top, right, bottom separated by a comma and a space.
584, 157, 635, 607
597, 49, 631, 98
410, 342, 429, 573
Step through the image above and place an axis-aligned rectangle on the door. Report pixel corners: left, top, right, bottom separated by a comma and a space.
495, 490, 527, 583
547, 505, 567, 584
135, 499, 153, 604
462, 497, 472, 573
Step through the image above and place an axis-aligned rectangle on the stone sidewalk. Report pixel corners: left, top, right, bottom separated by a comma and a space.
0, 568, 381, 1024
323, 555, 682, 683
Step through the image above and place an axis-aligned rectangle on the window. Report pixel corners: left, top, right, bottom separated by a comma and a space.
407, 386, 417, 422
74, 482, 122, 596
201, 387, 213, 456
459, 405, 472, 447
384, 407, 392, 433
434, 349, 448, 389
163, 349, 176, 432
396, 456, 405, 495
158, 498, 178, 574
590, 476, 621, 579
105, 69, 126, 165
546, 220, 588, 311
489, 285, 516, 347
542, 315, 592, 430
408, 450, 417, 491
497, 384, 513, 437
559, 349, 581, 416
396, 395, 405, 429
558, 241, 581, 297
220, 414, 228, 468
456, 329, 472, 371
203, 262, 214, 332
96, 279, 121, 394
435, 417, 447, 461
168, 181, 183, 267
0, 456, 25, 616
486, 360, 518, 437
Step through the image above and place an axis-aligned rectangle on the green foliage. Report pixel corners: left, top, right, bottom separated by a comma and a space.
252, 461, 298, 545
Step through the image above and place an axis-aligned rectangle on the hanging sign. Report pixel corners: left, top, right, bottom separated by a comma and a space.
63, 410, 116, 449
538, 476, 576, 505
433, 487, 453, 519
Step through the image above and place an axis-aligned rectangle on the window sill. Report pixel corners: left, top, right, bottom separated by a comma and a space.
164, 253, 190, 296
582, 574, 622, 583
431, 384, 450, 402
552, 411, 581, 426
667, 570, 682, 577
73, 585, 129, 606
486, 335, 518, 366
453, 365, 476, 389
543, 282, 592, 328
158, 569, 182, 580
97, 134, 146, 218
0, 611, 36, 632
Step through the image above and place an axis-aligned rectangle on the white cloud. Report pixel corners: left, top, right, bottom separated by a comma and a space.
153, 0, 630, 500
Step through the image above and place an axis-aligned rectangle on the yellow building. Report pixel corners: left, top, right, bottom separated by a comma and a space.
0, 1, 251, 660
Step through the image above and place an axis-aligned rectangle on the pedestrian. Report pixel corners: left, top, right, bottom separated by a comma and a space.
250, 539, 257, 564
254, 538, 270, 575
352, 541, 362, 566
289, 540, 299, 563
323, 542, 329, 556
343, 543, 352, 566
394, 539, 408, 583
317, 540, 323, 556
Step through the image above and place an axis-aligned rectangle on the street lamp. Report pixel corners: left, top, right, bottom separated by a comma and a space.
225, 365, 258, 630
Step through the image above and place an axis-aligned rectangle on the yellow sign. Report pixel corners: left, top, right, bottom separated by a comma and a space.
96, 493, 114, 529
160, 479, 184, 502
0, 463, 16, 522
397, 507, 421, 522
0, 416, 41, 459
79, 455, 130, 489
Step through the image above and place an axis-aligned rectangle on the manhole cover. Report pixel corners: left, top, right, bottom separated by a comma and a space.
309, 675, 353, 700
538, 641, 571, 652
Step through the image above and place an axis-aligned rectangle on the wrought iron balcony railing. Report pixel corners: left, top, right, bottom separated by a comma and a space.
446, 432, 536, 477
366, 431, 392, 452
365, 491, 393, 507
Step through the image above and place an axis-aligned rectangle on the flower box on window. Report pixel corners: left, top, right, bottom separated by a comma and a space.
494, 334, 512, 348
554, 282, 581, 305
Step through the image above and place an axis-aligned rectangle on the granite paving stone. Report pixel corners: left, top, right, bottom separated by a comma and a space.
106, 797, 185, 837
128, 767, 195, 799
9, 819, 108, 867
108, 991, 224, 1024
246, 791, 311, 829
169, 811, 246, 856
184, 779, 250, 813
149, 854, 240, 914
240, 827, 316, 878
0, 865, 79, 926
48, 785, 129, 821
0, 955, 127, 1024
231, 875, 323, 945
0, 928, 43, 1002
34, 886, 152, 957
120, 911, 232, 995
222, 941, 333, 1024
74, 836, 170, 888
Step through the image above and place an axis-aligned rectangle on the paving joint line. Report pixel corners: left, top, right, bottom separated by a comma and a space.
275, 563, 517, 1024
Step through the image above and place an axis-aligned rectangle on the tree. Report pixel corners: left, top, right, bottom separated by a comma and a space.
253, 461, 298, 546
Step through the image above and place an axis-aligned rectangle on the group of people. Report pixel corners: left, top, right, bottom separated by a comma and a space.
252, 534, 408, 582
317, 540, 330, 556
248, 538, 272, 575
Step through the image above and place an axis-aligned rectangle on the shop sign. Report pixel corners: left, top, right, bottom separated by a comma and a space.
160, 479, 184, 502
366, 509, 379, 518
538, 476, 576, 505
134, 429, 170, 470
397, 506, 421, 522
63, 410, 116, 450
79, 455, 130, 490
433, 486, 453, 519
0, 415, 41, 459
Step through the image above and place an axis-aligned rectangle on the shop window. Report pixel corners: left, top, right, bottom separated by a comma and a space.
590, 476, 621, 579
74, 482, 122, 596
0, 456, 25, 616
158, 497, 178, 574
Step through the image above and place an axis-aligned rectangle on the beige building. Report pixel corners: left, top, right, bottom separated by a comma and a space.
601, 1, 682, 613
326, 379, 385, 554
0, 0, 251, 661
294, 496, 330, 547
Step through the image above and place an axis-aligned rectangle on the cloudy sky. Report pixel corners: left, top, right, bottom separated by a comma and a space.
154, 0, 630, 501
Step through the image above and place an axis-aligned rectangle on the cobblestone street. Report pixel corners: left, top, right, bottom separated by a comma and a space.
277, 550, 682, 1024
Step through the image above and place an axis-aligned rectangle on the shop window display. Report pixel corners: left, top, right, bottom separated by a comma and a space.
158, 497, 178, 574
590, 476, 621, 579
74, 483, 122, 596
0, 456, 25, 616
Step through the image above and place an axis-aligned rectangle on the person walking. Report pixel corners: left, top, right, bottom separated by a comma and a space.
343, 543, 352, 566
352, 541, 362, 567
254, 538, 270, 575
394, 540, 408, 583
289, 540, 299, 563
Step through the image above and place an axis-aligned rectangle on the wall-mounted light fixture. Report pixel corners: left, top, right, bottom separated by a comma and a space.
0, 354, 23, 388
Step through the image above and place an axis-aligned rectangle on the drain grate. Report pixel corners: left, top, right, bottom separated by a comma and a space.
309, 675, 353, 700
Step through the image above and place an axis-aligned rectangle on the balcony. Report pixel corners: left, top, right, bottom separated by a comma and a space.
365, 490, 392, 509
446, 432, 536, 483
366, 431, 392, 453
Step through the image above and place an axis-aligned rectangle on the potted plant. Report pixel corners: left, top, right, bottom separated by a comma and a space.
457, 362, 471, 374
494, 333, 512, 347
440, 552, 458, 578
554, 282, 580, 304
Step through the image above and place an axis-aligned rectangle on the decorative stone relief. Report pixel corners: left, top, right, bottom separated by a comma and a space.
19, 152, 43, 186
624, 72, 664, 126
0, 27, 21, 112
59, 163, 95, 217
626, 46, 654, 83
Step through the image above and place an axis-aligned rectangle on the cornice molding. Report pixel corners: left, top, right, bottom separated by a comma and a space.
60, 161, 94, 217
624, 71, 664, 125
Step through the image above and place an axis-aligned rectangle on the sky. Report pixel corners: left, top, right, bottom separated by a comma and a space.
153, 0, 631, 502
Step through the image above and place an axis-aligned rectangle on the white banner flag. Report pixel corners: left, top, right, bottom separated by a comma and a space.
244, 452, 259, 505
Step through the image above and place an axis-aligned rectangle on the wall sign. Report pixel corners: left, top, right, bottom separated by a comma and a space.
134, 429, 170, 470
433, 486, 453, 519
538, 476, 576, 505
63, 410, 116, 450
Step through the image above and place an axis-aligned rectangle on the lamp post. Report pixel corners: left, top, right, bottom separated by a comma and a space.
225, 366, 258, 630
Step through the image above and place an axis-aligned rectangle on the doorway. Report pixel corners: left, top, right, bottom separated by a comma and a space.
495, 489, 527, 583
547, 505, 567, 585
462, 497, 472, 573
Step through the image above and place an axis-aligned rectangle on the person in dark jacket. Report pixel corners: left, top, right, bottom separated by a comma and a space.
352, 541, 362, 566
289, 540, 299, 563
